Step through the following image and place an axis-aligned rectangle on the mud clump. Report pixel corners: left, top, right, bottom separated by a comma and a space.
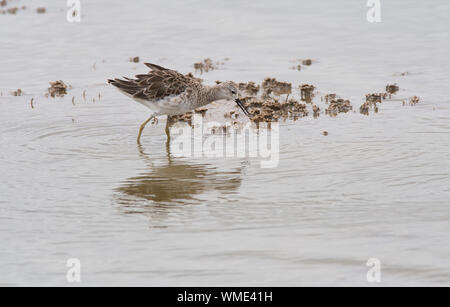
359, 102, 369, 115
283, 99, 309, 119
366, 93, 388, 104
238, 82, 260, 96
407, 96, 420, 106
290, 58, 314, 70
12, 89, 23, 96
194, 58, 223, 74
323, 93, 337, 103
7, 8, 17, 14
359, 102, 378, 115
359, 92, 387, 115
312, 104, 320, 118
129, 56, 139, 63
300, 84, 315, 103
242, 97, 308, 123
47, 80, 69, 98
386, 83, 399, 95
262, 78, 292, 96
36, 7, 46, 14
326, 98, 352, 117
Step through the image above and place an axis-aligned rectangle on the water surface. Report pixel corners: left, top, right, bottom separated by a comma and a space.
0, 0, 449, 285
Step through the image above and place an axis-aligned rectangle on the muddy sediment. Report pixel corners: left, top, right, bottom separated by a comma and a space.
241, 96, 308, 123
312, 104, 320, 118
0, 1, 30, 15
193, 58, 224, 74
300, 84, 315, 103
323, 94, 337, 103
15, 68, 421, 132
129, 56, 139, 63
386, 83, 399, 95
359, 84, 403, 115
262, 78, 292, 96
302, 59, 313, 66
408, 96, 420, 106
12, 89, 23, 96
47, 80, 69, 98
166, 78, 417, 126
238, 82, 260, 96
325, 98, 352, 117
289, 58, 313, 71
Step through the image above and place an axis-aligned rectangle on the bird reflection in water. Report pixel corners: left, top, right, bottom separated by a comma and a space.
113, 120, 246, 220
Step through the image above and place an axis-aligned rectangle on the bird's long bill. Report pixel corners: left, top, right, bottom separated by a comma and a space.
235, 99, 250, 117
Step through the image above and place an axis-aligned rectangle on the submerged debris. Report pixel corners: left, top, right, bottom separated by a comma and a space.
326, 98, 352, 117
48, 80, 69, 98
262, 78, 292, 96
302, 59, 313, 66
322, 131, 328, 136
36, 7, 46, 14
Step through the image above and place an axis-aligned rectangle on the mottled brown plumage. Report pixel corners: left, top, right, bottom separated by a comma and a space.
108, 63, 200, 102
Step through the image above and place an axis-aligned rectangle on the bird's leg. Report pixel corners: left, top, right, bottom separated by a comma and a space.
137, 114, 157, 144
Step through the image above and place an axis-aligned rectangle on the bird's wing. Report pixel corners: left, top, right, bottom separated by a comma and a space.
108, 63, 196, 101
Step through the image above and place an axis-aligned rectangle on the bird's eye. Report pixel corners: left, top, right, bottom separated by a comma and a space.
231, 90, 236, 94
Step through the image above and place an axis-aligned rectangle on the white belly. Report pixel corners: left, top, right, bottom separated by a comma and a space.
133, 94, 195, 116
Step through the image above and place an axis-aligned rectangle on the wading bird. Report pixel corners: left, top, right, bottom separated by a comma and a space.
108, 63, 250, 143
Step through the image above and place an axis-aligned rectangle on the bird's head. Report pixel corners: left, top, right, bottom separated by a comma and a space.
214, 81, 250, 117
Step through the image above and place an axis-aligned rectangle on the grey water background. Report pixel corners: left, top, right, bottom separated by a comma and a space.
0, 0, 449, 285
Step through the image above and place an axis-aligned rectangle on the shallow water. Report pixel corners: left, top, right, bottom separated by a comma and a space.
1, 0, 449, 286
